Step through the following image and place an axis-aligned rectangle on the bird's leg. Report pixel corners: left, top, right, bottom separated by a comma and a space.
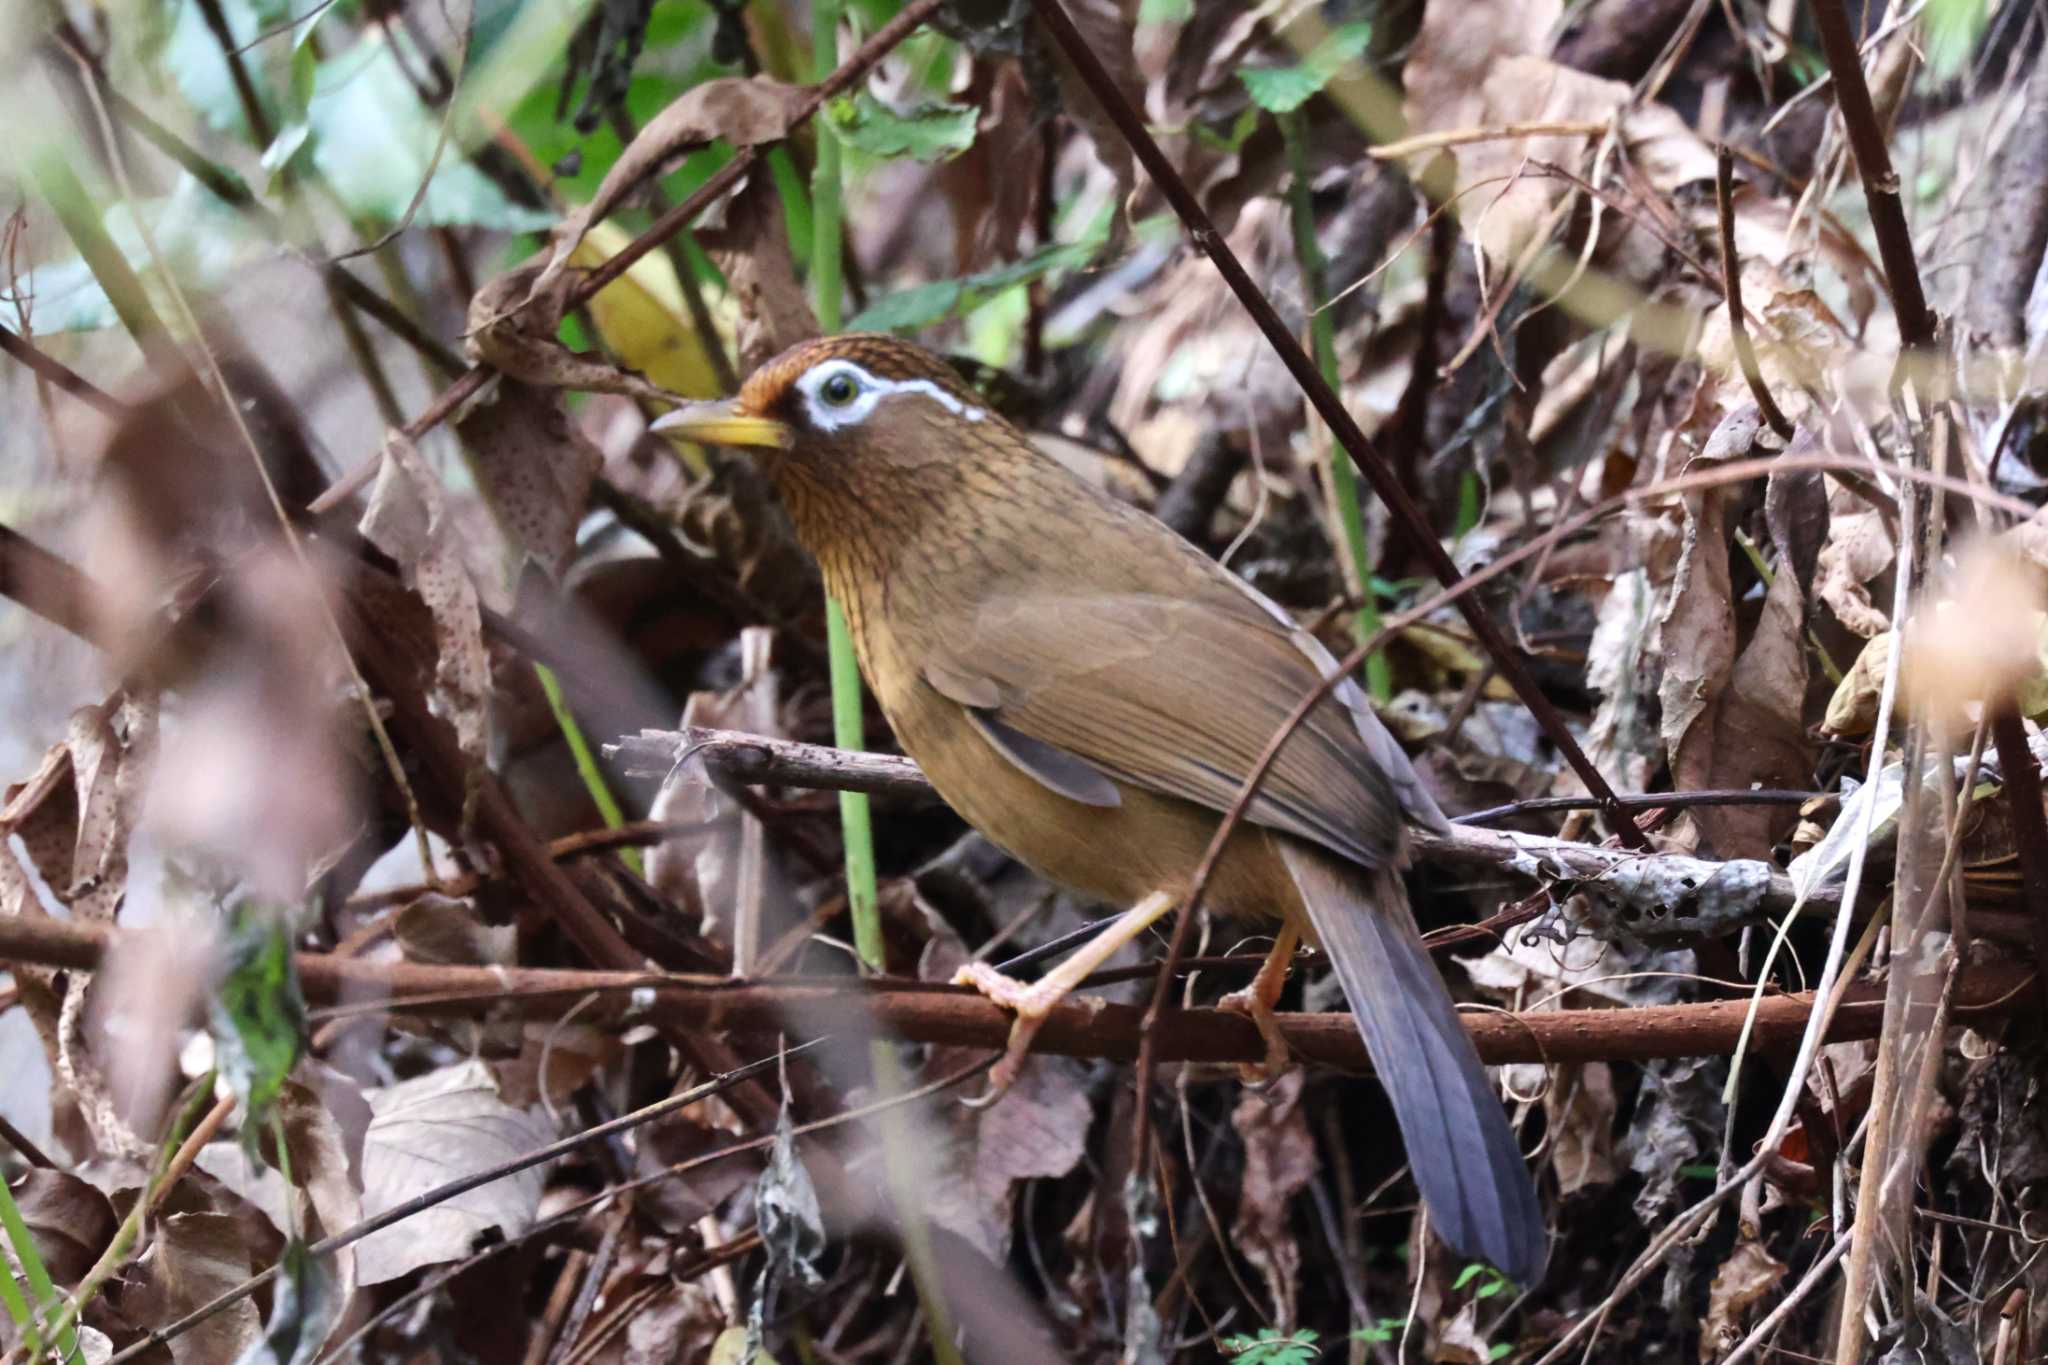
953, 889, 1178, 1102
1218, 919, 1301, 1087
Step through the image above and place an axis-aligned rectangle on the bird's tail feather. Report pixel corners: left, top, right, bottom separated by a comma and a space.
1276, 839, 1547, 1283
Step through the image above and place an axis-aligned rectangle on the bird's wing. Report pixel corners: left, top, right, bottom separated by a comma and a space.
921, 589, 1423, 869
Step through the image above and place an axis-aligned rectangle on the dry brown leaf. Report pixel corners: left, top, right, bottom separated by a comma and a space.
1048, 0, 1140, 234
1814, 480, 1899, 638
136, 1212, 263, 1365
353, 1057, 552, 1285
8, 1169, 117, 1286
456, 380, 605, 579
917, 929, 1091, 1258
359, 435, 493, 762
699, 172, 819, 371
1402, 0, 1561, 144
393, 893, 519, 966
1823, 631, 1895, 736
275, 1077, 365, 1324
1659, 408, 1811, 858
467, 262, 679, 405
3, 700, 149, 923
537, 77, 810, 294
934, 61, 1041, 273
648, 628, 790, 970
1699, 1237, 1788, 1361
623, 1278, 728, 1364
1402, 0, 1715, 283
1546, 1062, 1618, 1196
1230, 1070, 1317, 1328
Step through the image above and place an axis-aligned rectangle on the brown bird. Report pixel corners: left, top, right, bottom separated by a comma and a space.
654, 335, 1547, 1282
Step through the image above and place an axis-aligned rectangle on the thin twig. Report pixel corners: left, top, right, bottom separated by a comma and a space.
1715, 144, 1795, 440
612, 727, 1834, 917
0, 325, 127, 417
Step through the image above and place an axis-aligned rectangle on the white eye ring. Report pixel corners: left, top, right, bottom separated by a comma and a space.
794, 358, 989, 433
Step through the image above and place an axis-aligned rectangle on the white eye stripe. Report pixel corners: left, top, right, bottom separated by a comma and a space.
795, 358, 988, 432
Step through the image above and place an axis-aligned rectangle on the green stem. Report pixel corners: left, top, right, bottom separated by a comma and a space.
34, 1078, 216, 1364
1281, 109, 1390, 701
0, 1175, 51, 1359
806, 0, 878, 972
808, 8, 957, 1362
534, 662, 642, 877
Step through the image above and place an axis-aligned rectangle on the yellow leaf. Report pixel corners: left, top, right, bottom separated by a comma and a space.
570, 221, 730, 471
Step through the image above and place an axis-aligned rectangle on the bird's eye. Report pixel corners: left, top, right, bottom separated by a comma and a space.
818, 371, 860, 406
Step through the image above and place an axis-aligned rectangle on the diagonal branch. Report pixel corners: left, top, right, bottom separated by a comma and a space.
1028, 0, 1647, 851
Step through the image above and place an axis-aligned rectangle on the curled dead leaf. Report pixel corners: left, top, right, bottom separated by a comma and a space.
538, 76, 810, 294
1700, 1237, 1787, 1361
466, 262, 679, 404
1823, 631, 1894, 736
359, 435, 493, 762
1230, 1071, 1317, 1328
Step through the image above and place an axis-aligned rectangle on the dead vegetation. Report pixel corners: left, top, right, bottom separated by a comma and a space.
6, 0, 2048, 1360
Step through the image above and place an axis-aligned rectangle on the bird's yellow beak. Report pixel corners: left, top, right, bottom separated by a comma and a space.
649, 399, 793, 450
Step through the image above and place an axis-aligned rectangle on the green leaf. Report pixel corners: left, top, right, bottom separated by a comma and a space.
210, 904, 306, 1127
306, 32, 555, 231
824, 92, 978, 162
1924, 0, 1990, 82
1222, 1328, 1318, 1365
847, 236, 1101, 332
1191, 106, 1260, 154
1452, 1262, 1486, 1290
1238, 22, 1372, 114
261, 122, 314, 191
7, 176, 264, 334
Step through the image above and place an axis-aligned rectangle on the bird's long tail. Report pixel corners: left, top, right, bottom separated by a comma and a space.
1275, 839, 1548, 1283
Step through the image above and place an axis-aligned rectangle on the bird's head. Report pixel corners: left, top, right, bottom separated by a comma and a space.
651, 334, 1001, 479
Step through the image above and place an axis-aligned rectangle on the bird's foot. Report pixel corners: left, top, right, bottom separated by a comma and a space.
1218, 985, 1294, 1090
951, 962, 1078, 1107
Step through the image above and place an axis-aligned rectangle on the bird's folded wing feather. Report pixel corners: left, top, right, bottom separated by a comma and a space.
922, 591, 1406, 869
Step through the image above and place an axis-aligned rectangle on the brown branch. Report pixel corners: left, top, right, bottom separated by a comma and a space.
1715, 145, 1795, 441
0, 913, 2031, 1070
1028, 0, 1647, 852
610, 727, 1838, 917
567, 0, 949, 306
1988, 707, 2048, 1013
0, 324, 128, 417
1808, 0, 1933, 350
0, 523, 104, 645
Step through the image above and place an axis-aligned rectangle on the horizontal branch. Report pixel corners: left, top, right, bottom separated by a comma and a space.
608, 727, 1836, 919
8, 912, 2016, 1070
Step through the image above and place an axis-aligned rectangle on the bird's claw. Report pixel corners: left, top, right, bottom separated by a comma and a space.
1218, 985, 1294, 1089
952, 962, 1056, 1109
